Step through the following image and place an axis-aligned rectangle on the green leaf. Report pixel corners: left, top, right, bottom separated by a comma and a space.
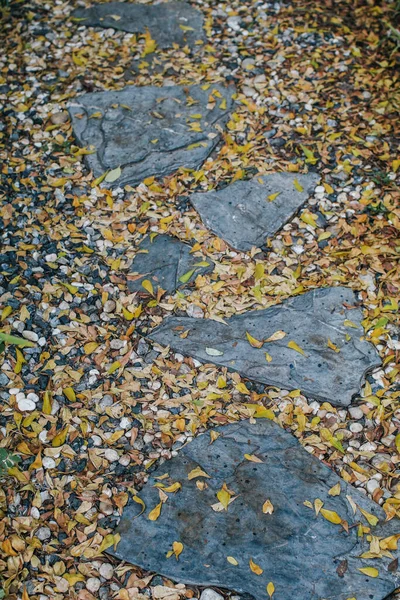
0, 332, 34, 347
300, 145, 318, 164
105, 166, 122, 183
179, 269, 195, 284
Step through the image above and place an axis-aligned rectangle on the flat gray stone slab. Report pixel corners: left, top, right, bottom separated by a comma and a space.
68, 84, 234, 187
190, 172, 320, 251
72, 2, 204, 49
148, 287, 381, 406
127, 234, 214, 295
111, 419, 400, 600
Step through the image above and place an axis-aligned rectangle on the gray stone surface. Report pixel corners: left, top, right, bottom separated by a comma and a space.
72, 2, 204, 49
110, 419, 400, 600
68, 84, 234, 187
128, 234, 214, 295
190, 172, 320, 251
148, 287, 381, 406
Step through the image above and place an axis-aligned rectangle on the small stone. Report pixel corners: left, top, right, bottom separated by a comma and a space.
42, 457, 56, 469
366, 479, 380, 495
349, 423, 363, 433
50, 111, 69, 125
200, 590, 224, 600
103, 300, 116, 313
86, 578, 101, 593
99, 563, 114, 580
45, 253, 57, 262
349, 407, 364, 420
110, 339, 125, 350
381, 435, 395, 447
17, 398, 36, 412
104, 449, 119, 462
22, 330, 38, 343
99, 395, 113, 410
36, 527, 51, 541
26, 392, 39, 404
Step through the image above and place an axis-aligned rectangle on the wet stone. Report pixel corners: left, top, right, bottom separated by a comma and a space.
72, 2, 205, 49
190, 172, 320, 251
127, 235, 214, 295
110, 419, 399, 600
148, 287, 381, 407
69, 84, 234, 187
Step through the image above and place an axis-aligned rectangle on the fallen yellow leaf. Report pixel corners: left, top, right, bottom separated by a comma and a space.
249, 558, 263, 575
287, 340, 306, 356
245, 331, 264, 348
148, 502, 162, 521
262, 499, 274, 514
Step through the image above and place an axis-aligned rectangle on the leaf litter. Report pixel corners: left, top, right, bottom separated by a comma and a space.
0, 0, 399, 598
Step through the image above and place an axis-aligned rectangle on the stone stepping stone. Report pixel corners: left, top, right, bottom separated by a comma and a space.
72, 2, 205, 49
110, 419, 399, 600
68, 84, 234, 187
127, 234, 214, 295
190, 172, 320, 251
148, 287, 381, 406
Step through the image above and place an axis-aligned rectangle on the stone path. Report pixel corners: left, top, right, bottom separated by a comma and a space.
67, 2, 391, 599
149, 287, 381, 407
127, 234, 214, 295
69, 83, 234, 187
190, 172, 320, 251
72, 2, 205, 49
111, 419, 399, 600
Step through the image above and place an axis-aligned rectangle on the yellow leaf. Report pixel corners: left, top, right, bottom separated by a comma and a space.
344, 319, 358, 329
314, 498, 324, 515
245, 404, 274, 419
262, 499, 274, 514
141, 279, 154, 295
63, 387, 76, 402
142, 30, 157, 56
122, 307, 135, 321
300, 145, 318, 164
63, 573, 85, 586
210, 431, 220, 444
52, 427, 68, 447
301, 211, 317, 227
166, 540, 184, 560
217, 376, 226, 388
265, 330, 286, 342
267, 192, 281, 202
323, 182, 334, 194
265, 352, 272, 363
148, 502, 162, 521
358, 567, 378, 578
42, 391, 52, 415
108, 360, 121, 374
154, 482, 181, 493
179, 24, 195, 31
293, 178, 304, 192
249, 558, 263, 575
320, 508, 342, 524
244, 454, 263, 463
245, 331, 264, 348
327, 338, 340, 353
236, 382, 251, 395
217, 483, 232, 510
132, 495, 146, 519
98, 533, 120, 553
227, 556, 238, 565
254, 263, 264, 280
84, 342, 98, 355
392, 159, 400, 173
287, 340, 306, 356
188, 467, 210, 480
358, 506, 379, 527
267, 582, 275, 598
328, 483, 341, 496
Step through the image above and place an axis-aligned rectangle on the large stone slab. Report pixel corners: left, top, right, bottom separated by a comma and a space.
190, 172, 320, 251
68, 84, 234, 187
72, 2, 204, 49
127, 234, 214, 295
148, 287, 381, 406
111, 419, 400, 600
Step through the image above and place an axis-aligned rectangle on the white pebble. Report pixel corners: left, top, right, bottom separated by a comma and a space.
366, 479, 380, 495
22, 330, 38, 343
99, 563, 114, 580
86, 578, 101, 593
104, 449, 119, 462
103, 300, 116, 313
45, 253, 57, 262
349, 407, 363, 420
349, 423, 363, 433
200, 590, 224, 600
17, 398, 36, 412
27, 392, 39, 403
42, 457, 56, 469
36, 527, 51, 541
